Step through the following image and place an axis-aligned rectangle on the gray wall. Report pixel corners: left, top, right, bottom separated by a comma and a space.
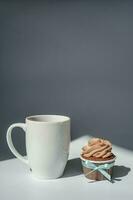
0, 0, 133, 160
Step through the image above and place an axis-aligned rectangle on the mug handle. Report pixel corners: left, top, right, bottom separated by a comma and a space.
6, 123, 28, 165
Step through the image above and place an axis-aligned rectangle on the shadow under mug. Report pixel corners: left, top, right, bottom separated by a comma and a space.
6, 115, 71, 179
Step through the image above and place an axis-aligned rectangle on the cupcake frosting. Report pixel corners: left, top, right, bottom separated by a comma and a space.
81, 138, 113, 159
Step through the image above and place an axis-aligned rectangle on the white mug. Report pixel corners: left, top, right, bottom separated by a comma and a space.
6, 115, 71, 179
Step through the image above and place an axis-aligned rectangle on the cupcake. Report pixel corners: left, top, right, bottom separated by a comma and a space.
80, 138, 116, 181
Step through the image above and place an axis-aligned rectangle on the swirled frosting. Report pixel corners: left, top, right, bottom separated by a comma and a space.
81, 138, 113, 159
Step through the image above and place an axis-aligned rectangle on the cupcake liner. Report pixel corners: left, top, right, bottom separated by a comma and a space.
80, 156, 116, 181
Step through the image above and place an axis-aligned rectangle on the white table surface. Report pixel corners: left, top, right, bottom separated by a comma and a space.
0, 136, 133, 200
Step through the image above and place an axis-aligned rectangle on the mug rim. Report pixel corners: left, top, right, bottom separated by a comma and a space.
26, 114, 70, 123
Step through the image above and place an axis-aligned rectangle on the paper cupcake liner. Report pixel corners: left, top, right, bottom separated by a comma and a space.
80, 156, 116, 181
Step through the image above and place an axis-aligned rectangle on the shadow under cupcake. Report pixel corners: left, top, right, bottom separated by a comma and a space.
80, 138, 116, 181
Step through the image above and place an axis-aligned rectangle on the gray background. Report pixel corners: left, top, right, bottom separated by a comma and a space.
0, 0, 133, 160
